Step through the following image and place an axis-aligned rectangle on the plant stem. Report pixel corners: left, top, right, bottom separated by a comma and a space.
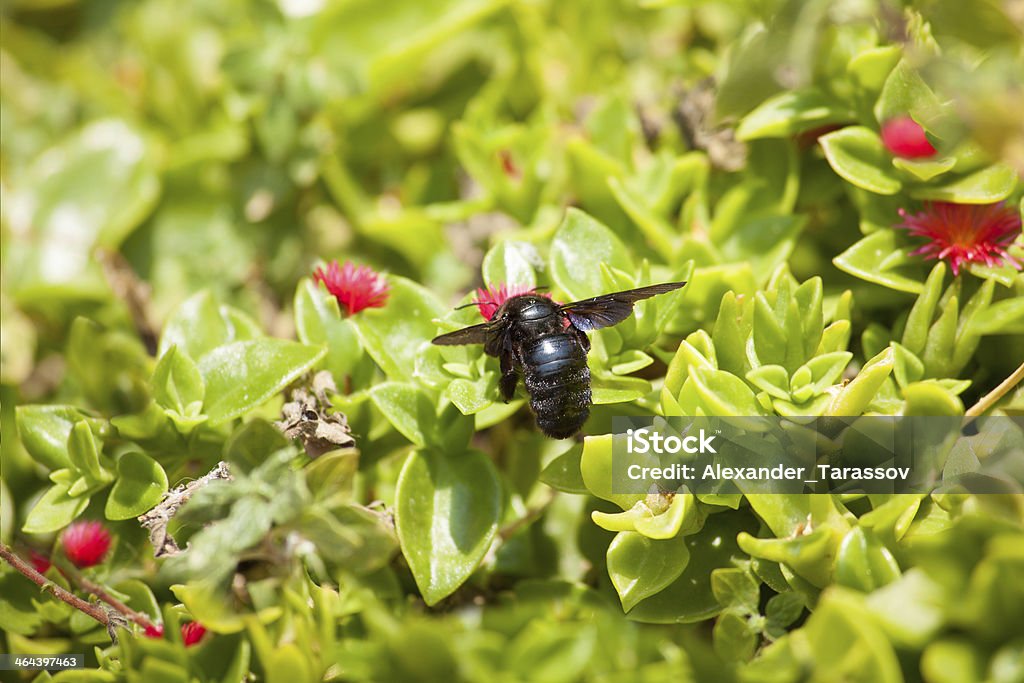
0, 543, 111, 627
497, 489, 557, 542
54, 558, 158, 631
966, 362, 1024, 417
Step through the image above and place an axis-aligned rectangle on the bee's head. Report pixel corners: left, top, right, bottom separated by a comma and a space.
499, 294, 558, 322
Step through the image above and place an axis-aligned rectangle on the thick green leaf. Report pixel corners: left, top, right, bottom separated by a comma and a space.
67, 420, 108, 484
395, 448, 502, 605
971, 297, 1024, 335
443, 377, 497, 415
798, 352, 853, 394
893, 156, 955, 181
66, 317, 151, 414
865, 569, 945, 648
902, 263, 946, 356
159, 290, 238, 361
607, 531, 691, 612
294, 278, 364, 379
198, 339, 326, 425
909, 163, 1018, 203
23, 483, 89, 533
847, 45, 902, 92
711, 568, 760, 614
353, 276, 444, 380
819, 127, 902, 195
747, 365, 791, 400
690, 366, 764, 416
481, 240, 538, 288
737, 88, 851, 140
369, 382, 434, 447
105, 451, 169, 520
581, 434, 645, 511
627, 510, 759, 624
151, 345, 204, 414
833, 231, 925, 294
835, 527, 901, 592
15, 405, 104, 471
874, 61, 944, 127
713, 610, 759, 662
539, 444, 587, 494
265, 644, 311, 683
828, 347, 894, 415
550, 208, 634, 300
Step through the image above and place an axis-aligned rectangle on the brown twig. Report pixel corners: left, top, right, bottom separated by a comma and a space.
0, 543, 111, 628
52, 558, 158, 632
966, 362, 1024, 418
138, 461, 232, 557
96, 248, 159, 356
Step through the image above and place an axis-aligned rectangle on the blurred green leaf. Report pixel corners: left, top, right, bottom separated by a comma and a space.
737, 88, 851, 140
6, 120, 159, 300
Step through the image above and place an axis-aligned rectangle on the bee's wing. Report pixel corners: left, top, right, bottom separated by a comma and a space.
560, 282, 686, 331
431, 322, 491, 346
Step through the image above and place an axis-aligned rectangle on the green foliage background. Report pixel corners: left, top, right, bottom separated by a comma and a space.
2, 0, 1023, 681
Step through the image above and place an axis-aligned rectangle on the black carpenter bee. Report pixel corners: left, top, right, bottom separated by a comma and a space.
431, 282, 686, 438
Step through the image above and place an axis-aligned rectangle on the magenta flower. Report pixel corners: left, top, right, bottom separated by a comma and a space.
181, 622, 207, 646
313, 261, 390, 316
61, 521, 111, 568
144, 624, 165, 638
473, 283, 547, 320
881, 117, 936, 159
899, 201, 1022, 276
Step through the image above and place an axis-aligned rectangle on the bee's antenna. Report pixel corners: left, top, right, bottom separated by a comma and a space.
454, 302, 482, 311
532, 286, 549, 292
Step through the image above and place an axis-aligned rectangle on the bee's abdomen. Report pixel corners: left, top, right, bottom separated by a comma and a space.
521, 334, 591, 439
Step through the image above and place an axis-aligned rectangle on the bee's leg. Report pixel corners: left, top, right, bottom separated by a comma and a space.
499, 353, 519, 402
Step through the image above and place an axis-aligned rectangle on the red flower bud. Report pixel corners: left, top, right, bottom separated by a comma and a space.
60, 521, 112, 568
881, 117, 936, 158
29, 550, 52, 574
181, 622, 207, 647
144, 624, 165, 638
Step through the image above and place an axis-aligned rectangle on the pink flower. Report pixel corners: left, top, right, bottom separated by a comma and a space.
181, 622, 207, 647
61, 521, 111, 568
144, 624, 165, 638
29, 550, 52, 574
899, 201, 1022, 276
881, 117, 936, 158
473, 283, 547, 320
313, 261, 390, 316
